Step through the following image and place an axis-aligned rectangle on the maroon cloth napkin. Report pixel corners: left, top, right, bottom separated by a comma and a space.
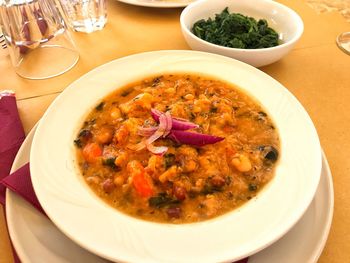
0, 92, 25, 205
0, 92, 43, 214
0, 91, 25, 263
1, 163, 45, 215
0, 91, 249, 263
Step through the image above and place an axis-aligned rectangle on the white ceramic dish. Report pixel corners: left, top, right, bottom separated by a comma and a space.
7, 125, 333, 263
29, 50, 321, 262
180, 0, 304, 67
115, 0, 194, 8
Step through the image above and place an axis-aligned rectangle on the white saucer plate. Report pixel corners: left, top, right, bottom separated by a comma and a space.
8, 50, 323, 263
6, 125, 333, 263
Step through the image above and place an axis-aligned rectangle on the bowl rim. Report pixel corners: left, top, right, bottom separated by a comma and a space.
180, 0, 304, 53
29, 50, 321, 263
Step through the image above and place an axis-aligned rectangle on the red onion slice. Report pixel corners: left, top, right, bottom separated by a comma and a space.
163, 111, 173, 137
145, 113, 167, 145
151, 109, 199, 130
127, 140, 146, 151
145, 129, 164, 145
138, 127, 158, 137
150, 109, 163, 119
168, 130, 224, 147
146, 143, 168, 156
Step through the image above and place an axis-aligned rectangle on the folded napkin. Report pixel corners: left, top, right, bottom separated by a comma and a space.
1, 163, 45, 215
0, 91, 25, 205
0, 91, 25, 263
0, 91, 248, 263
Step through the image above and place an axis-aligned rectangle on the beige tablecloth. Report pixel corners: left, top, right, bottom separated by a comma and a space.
1, 0, 349, 262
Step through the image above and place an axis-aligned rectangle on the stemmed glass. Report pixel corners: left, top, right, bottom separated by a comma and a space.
336, 32, 350, 55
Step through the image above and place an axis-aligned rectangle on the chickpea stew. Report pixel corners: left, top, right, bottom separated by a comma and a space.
74, 74, 280, 223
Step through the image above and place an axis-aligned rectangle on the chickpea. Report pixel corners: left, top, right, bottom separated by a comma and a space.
165, 87, 175, 94
114, 125, 129, 144
184, 94, 194, 100
195, 178, 204, 188
216, 113, 234, 126
86, 176, 100, 184
110, 108, 122, 119
193, 106, 201, 113
194, 98, 211, 111
114, 176, 125, 186
159, 166, 178, 183
191, 178, 204, 193
147, 155, 159, 171
198, 156, 210, 170
198, 94, 209, 100
136, 92, 154, 110
115, 152, 127, 166
231, 154, 252, 172
202, 195, 218, 217
184, 159, 197, 173
95, 126, 113, 144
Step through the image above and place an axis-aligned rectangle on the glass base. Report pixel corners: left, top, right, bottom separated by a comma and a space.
336, 32, 350, 55
72, 17, 106, 33
15, 45, 79, 80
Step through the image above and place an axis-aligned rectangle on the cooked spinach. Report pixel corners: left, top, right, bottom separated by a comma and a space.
265, 146, 279, 162
121, 88, 134, 97
95, 102, 105, 111
74, 129, 92, 148
73, 139, 82, 148
149, 193, 179, 208
210, 107, 218, 113
83, 118, 96, 128
248, 183, 257, 191
258, 145, 279, 164
164, 153, 176, 169
225, 175, 232, 186
102, 157, 120, 171
190, 112, 196, 120
151, 76, 162, 87
201, 184, 223, 195
192, 7, 279, 49
102, 156, 116, 166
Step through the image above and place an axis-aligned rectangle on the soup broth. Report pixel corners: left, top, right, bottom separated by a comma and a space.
74, 74, 280, 223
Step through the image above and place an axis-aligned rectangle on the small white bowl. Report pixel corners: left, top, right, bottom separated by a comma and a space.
180, 0, 304, 67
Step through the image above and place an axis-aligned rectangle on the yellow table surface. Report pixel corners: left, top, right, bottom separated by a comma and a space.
1, 0, 349, 262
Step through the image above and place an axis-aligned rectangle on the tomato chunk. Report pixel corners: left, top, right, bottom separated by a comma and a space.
127, 160, 154, 198
82, 143, 102, 163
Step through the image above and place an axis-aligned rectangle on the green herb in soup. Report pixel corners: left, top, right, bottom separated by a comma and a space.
74, 74, 280, 223
192, 7, 279, 49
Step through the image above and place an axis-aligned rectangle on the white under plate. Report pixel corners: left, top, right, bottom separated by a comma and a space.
115, 0, 194, 8
6, 125, 333, 263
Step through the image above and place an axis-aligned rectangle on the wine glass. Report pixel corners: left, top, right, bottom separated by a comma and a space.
336, 32, 350, 55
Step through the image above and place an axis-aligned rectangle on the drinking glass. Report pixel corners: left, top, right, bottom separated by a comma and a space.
336, 32, 350, 55
58, 0, 106, 33
0, 0, 79, 79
